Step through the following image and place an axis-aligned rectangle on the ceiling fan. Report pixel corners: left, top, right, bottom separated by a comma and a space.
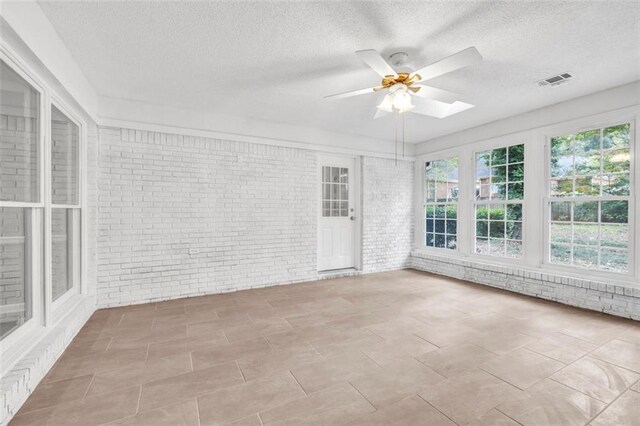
324, 47, 482, 119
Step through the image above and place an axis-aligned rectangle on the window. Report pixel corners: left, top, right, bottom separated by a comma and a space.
425, 157, 459, 249
0, 55, 84, 346
322, 166, 348, 217
474, 144, 524, 258
50, 106, 81, 302
549, 124, 631, 273
0, 59, 42, 340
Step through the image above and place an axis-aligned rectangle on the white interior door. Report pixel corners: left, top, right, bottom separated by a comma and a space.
318, 156, 356, 271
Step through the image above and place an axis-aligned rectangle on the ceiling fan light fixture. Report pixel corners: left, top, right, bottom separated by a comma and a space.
392, 90, 413, 111
376, 93, 394, 112
398, 104, 415, 114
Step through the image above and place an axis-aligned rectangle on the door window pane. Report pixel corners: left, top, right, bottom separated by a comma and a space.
0, 207, 37, 340
51, 106, 79, 205
0, 59, 40, 202
321, 166, 348, 217
51, 208, 79, 301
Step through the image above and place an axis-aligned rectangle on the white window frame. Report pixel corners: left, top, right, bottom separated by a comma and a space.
0, 43, 88, 373
540, 115, 636, 281
414, 106, 639, 287
472, 141, 527, 261
0, 48, 46, 359
423, 155, 461, 251
48, 99, 84, 318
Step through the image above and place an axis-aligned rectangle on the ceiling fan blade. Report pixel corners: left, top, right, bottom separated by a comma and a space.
411, 47, 482, 82
411, 85, 461, 104
324, 86, 378, 100
373, 109, 390, 119
409, 96, 474, 118
355, 49, 398, 79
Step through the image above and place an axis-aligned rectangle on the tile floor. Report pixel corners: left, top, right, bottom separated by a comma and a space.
10, 269, 640, 425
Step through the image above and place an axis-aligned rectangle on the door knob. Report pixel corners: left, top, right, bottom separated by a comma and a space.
350, 216, 355, 221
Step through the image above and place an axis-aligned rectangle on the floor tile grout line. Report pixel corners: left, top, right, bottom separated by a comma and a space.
288, 369, 307, 395
237, 360, 247, 383
346, 380, 377, 412
195, 397, 202, 426
585, 380, 636, 425
135, 385, 142, 414
415, 393, 460, 426
494, 407, 525, 425
82, 373, 97, 399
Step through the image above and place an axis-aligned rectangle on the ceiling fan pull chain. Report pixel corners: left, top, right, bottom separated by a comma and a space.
394, 110, 398, 166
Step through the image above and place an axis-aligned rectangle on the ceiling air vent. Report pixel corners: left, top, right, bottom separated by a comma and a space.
538, 73, 573, 87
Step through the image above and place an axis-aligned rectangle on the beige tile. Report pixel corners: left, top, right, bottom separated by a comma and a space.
591, 390, 640, 426
361, 334, 438, 366
469, 409, 521, 425
468, 329, 538, 355
17, 374, 94, 414
350, 359, 445, 408
139, 362, 243, 412
62, 336, 112, 359
414, 322, 480, 347
524, 331, 598, 364
187, 315, 252, 338
108, 399, 200, 425
224, 317, 292, 343
191, 337, 272, 370
419, 369, 521, 425
10, 386, 140, 426
107, 324, 189, 352
364, 316, 429, 339
45, 347, 148, 382
481, 347, 564, 389
237, 344, 323, 381
227, 414, 263, 426
411, 304, 470, 323
632, 380, 640, 392
87, 352, 193, 397
259, 382, 375, 426
265, 325, 337, 350
497, 379, 607, 426
197, 371, 305, 424
310, 328, 383, 357
417, 343, 497, 378
590, 339, 640, 373
551, 356, 639, 403
347, 394, 455, 426
146, 332, 227, 360
291, 351, 380, 394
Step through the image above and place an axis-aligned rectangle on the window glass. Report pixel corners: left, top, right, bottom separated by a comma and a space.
549, 124, 631, 273
475, 144, 524, 258
0, 207, 37, 339
425, 157, 459, 250
0, 60, 40, 202
51, 208, 79, 301
51, 106, 79, 205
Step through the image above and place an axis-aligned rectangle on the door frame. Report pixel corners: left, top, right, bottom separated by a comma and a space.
317, 154, 362, 272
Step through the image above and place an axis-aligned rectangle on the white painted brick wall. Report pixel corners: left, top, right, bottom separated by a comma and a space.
411, 251, 640, 320
362, 157, 414, 273
96, 127, 415, 307
96, 127, 320, 307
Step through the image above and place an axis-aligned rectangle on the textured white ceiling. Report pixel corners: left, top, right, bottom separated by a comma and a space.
38, 0, 640, 143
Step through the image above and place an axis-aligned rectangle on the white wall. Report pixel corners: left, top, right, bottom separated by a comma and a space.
361, 157, 414, 273
415, 81, 640, 155
96, 127, 414, 307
